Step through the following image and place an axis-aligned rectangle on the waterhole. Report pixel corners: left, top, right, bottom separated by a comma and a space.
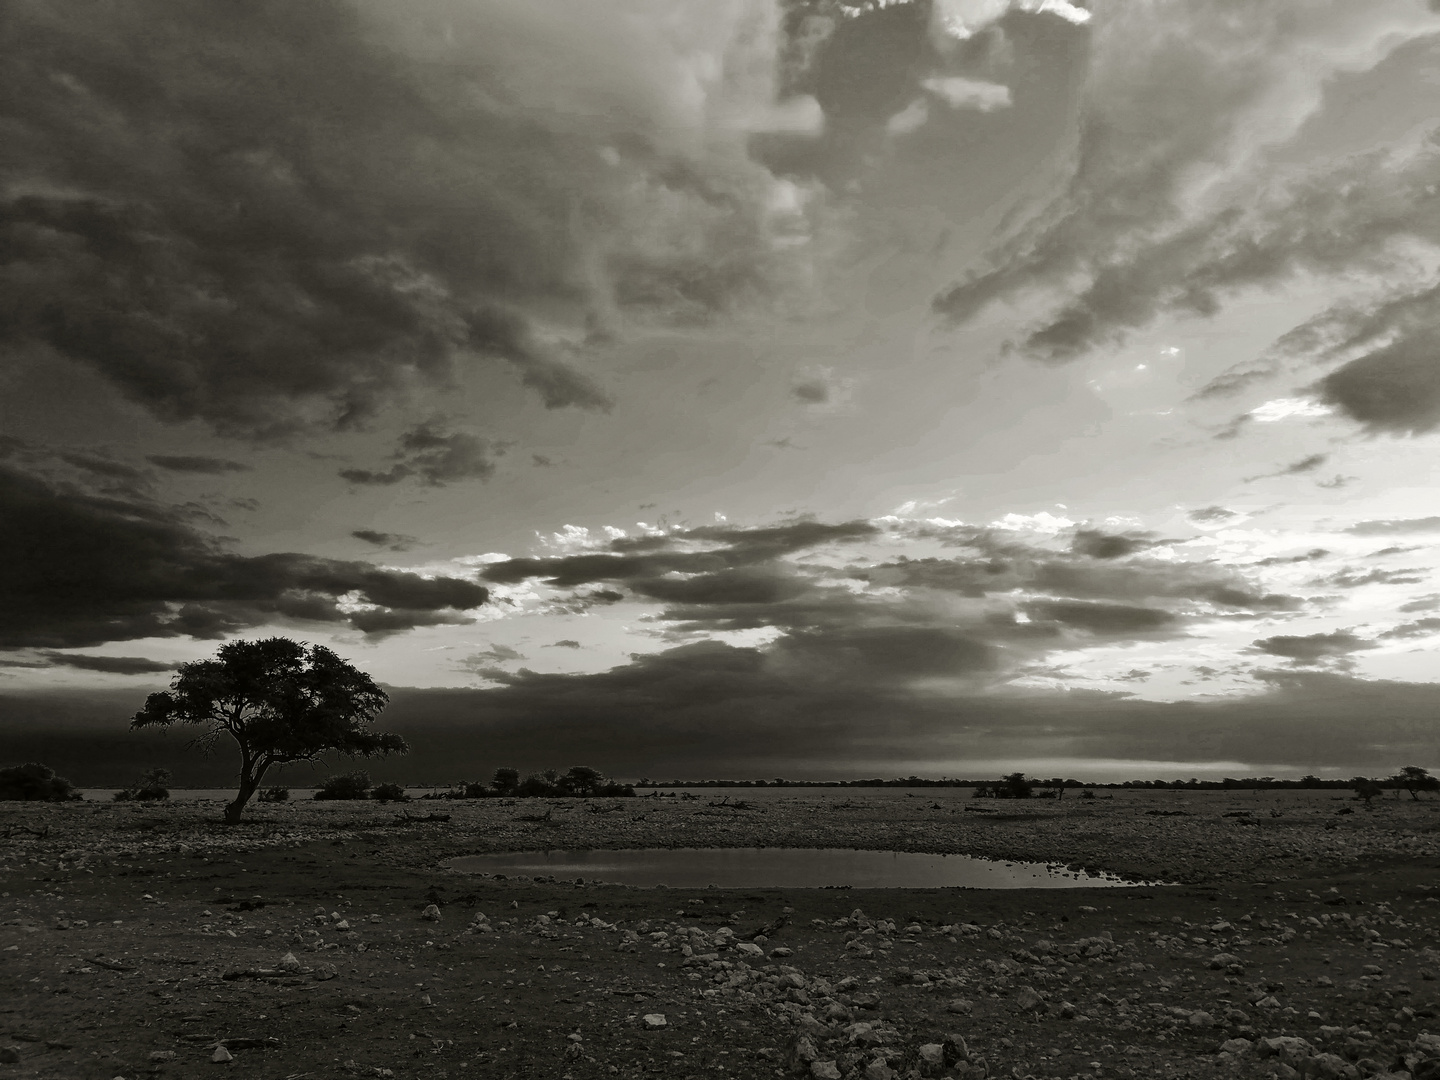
447, 847, 1151, 888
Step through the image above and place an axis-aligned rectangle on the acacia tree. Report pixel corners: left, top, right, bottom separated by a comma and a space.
1395, 766, 1439, 800
131, 638, 407, 825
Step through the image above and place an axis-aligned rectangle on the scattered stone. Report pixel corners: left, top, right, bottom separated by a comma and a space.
1014, 985, 1044, 1011
148, 1050, 177, 1062
211, 1045, 233, 1063
946, 998, 974, 1015
641, 1013, 667, 1029
277, 951, 302, 972
420, 904, 442, 922
810, 1060, 841, 1080
917, 1043, 946, 1076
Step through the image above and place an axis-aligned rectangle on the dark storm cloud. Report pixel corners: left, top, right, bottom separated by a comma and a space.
340, 424, 500, 487
1, 0, 819, 438
791, 378, 831, 404
146, 455, 253, 475
0, 462, 486, 647
14, 664, 1440, 783
1346, 517, 1440, 536
1251, 630, 1374, 664
932, 10, 1440, 364
366, 656, 1440, 781
37, 652, 177, 675
352, 530, 419, 552
548, 640, 582, 648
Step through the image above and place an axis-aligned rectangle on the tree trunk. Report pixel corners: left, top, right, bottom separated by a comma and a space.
223, 763, 267, 825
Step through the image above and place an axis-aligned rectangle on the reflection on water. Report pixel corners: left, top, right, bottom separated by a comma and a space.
447, 847, 1151, 888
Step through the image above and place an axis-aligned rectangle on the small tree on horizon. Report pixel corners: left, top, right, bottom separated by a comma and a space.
1352, 776, 1383, 806
131, 638, 406, 825
1002, 772, 1033, 799
1395, 766, 1439, 800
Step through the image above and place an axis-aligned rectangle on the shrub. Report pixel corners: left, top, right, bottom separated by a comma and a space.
258, 786, 290, 803
371, 782, 408, 802
115, 768, 171, 802
314, 771, 371, 800
516, 774, 559, 798
1080, 788, 1096, 800
593, 781, 636, 797
0, 763, 78, 802
1001, 772, 1033, 799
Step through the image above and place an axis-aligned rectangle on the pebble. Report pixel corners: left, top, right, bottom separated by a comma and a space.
211, 1044, 233, 1063
641, 1013, 667, 1029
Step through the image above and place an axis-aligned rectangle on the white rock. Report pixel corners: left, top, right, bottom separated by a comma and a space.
641, 1013, 667, 1029
211, 1045, 233, 1063
810, 1061, 841, 1080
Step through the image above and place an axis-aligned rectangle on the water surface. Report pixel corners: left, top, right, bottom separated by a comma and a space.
447, 847, 1148, 889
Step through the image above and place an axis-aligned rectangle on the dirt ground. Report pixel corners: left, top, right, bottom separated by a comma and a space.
4, 788, 1440, 1080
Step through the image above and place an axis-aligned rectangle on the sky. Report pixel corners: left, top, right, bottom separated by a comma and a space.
6, 0, 1440, 785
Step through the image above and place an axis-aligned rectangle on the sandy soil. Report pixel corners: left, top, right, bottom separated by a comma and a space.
3, 789, 1440, 1080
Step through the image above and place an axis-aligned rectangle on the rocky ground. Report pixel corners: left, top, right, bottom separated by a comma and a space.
3, 789, 1440, 1080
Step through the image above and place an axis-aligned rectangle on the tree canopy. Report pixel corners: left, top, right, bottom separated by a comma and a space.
132, 637, 406, 823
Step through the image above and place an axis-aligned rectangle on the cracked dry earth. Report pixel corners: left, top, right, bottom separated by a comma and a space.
4, 789, 1440, 1080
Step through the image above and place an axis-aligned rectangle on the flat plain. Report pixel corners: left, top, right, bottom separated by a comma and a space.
3, 788, 1440, 1080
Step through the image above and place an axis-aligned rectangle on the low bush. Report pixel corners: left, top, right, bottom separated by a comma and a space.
314, 771, 371, 800
0, 762, 78, 802
371, 782, 408, 802
258, 786, 290, 803
114, 768, 171, 802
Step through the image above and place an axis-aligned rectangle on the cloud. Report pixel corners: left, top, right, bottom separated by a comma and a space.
1023, 600, 1175, 634
58, 454, 147, 482
1315, 327, 1440, 435
1312, 567, 1428, 589
351, 530, 419, 552
1379, 617, 1440, 640
885, 98, 932, 136
1346, 517, 1440, 536
340, 423, 500, 487
548, 639, 583, 649
1070, 529, 1152, 559
1244, 452, 1328, 483
0, 0, 828, 437
789, 366, 855, 410
36, 652, 177, 675
146, 455, 253, 475
15, 664, 1440, 782
921, 76, 1012, 112
932, 3, 1440, 362
461, 643, 526, 669
922, 0, 1092, 42
0, 461, 486, 647
1252, 630, 1374, 664
1187, 506, 1239, 525
483, 519, 882, 588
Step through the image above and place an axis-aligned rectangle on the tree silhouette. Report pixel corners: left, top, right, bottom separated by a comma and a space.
131, 638, 406, 824
1395, 766, 1439, 801
1352, 776, 1382, 806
